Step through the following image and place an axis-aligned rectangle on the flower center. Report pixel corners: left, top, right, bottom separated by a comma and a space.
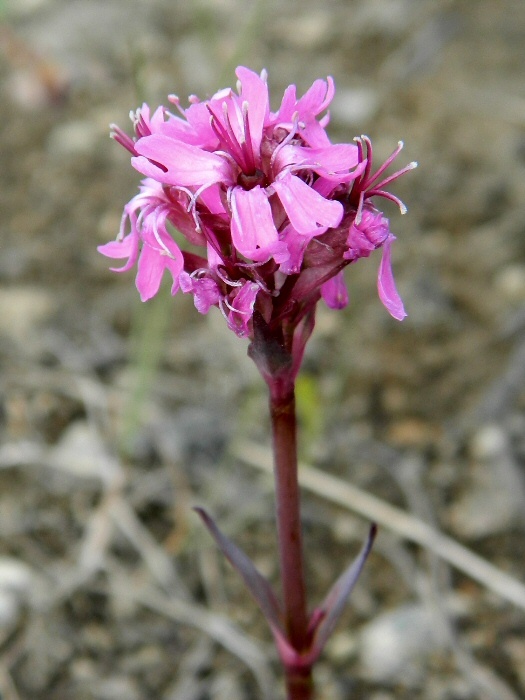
237, 168, 267, 190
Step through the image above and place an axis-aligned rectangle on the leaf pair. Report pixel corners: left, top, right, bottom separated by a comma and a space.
195, 508, 376, 668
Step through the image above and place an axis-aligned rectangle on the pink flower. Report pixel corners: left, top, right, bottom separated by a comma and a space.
179, 271, 221, 314
342, 206, 406, 320
97, 180, 186, 301
100, 67, 415, 340
321, 271, 349, 310
225, 281, 260, 337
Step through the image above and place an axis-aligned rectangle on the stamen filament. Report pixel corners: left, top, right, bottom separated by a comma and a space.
362, 140, 404, 190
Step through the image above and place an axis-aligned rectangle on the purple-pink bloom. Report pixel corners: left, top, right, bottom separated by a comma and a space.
179, 271, 221, 314
377, 236, 406, 321
98, 181, 186, 301
225, 281, 260, 337
321, 271, 349, 310
100, 67, 415, 341
230, 186, 287, 263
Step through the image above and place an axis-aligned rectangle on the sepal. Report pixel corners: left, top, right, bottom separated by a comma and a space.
196, 509, 376, 673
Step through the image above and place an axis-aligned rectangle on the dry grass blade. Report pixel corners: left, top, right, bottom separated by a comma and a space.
137, 587, 275, 700
109, 495, 187, 593
0, 666, 22, 700
234, 441, 525, 612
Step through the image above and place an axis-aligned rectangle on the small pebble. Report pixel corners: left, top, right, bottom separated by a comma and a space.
0, 286, 54, 344
331, 86, 379, 126
48, 420, 121, 484
92, 676, 141, 700
325, 630, 357, 663
47, 120, 102, 158
449, 423, 525, 537
469, 423, 508, 461
494, 264, 525, 303
359, 603, 444, 685
0, 558, 32, 597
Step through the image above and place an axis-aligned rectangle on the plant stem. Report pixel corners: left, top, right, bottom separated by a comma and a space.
284, 667, 314, 700
269, 376, 314, 699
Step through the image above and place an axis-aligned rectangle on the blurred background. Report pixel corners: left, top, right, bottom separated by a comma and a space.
1, 0, 525, 698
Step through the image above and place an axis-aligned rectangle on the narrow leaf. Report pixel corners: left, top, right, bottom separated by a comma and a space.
310, 524, 377, 654
194, 508, 284, 634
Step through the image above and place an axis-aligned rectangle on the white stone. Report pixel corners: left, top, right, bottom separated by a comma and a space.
359, 603, 444, 685
495, 265, 525, 303
0, 558, 32, 596
331, 87, 380, 126
48, 421, 121, 484
0, 590, 21, 628
449, 424, 525, 537
0, 558, 32, 630
470, 424, 509, 460
47, 120, 102, 158
0, 286, 54, 344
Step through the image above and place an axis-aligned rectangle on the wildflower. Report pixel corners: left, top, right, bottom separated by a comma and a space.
100, 69, 418, 695
100, 67, 415, 339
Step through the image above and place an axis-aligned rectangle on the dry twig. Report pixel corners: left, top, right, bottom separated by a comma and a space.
137, 587, 275, 700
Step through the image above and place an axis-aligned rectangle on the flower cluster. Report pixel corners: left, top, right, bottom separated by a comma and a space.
99, 67, 415, 341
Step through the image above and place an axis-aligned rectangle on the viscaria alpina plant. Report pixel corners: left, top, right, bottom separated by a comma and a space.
100, 66, 416, 699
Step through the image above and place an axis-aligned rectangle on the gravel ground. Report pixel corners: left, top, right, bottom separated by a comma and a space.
1, 1, 525, 698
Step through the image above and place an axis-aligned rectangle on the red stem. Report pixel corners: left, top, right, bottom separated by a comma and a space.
269, 376, 314, 699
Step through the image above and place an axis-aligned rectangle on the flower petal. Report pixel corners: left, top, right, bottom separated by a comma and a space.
377, 235, 406, 320
133, 134, 231, 187
275, 144, 361, 181
273, 172, 343, 234
179, 271, 221, 314
226, 281, 259, 337
236, 66, 269, 155
98, 232, 139, 272
295, 77, 334, 117
135, 243, 167, 301
321, 271, 349, 310
199, 183, 227, 215
135, 213, 184, 301
270, 83, 297, 124
162, 101, 217, 147
206, 241, 224, 270
279, 223, 323, 275
344, 208, 389, 261
231, 186, 288, 263
299, 118, 331, 148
